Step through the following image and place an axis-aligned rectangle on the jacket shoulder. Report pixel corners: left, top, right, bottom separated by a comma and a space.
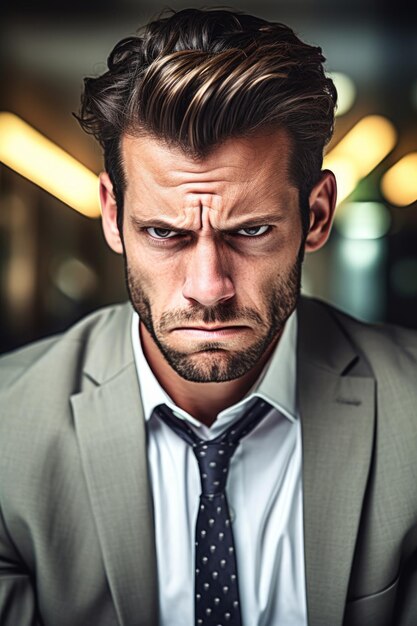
0, 302, 132, 392
307, 297, 417, 373
329, 301, 417, 355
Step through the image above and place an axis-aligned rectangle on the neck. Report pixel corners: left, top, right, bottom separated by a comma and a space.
140, 323, 280, 427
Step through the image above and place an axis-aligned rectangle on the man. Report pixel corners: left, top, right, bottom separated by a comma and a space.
0, 8, 416, 626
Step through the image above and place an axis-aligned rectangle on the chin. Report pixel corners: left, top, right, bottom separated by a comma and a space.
164, 349, 260, 383
173, 367, 244, 384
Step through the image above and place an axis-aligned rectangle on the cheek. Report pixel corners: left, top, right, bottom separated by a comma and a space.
126, 248, 187, 311
232, 248, 299, 304
231, 252, 283, 287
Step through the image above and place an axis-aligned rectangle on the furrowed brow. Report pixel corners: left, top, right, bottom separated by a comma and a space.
129, 213, 286, 232
129, 216, 182, 230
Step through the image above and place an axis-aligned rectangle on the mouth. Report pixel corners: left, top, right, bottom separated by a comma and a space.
171, 325, 250, 339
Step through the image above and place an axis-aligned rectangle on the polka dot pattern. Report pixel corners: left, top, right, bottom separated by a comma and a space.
195, 441, 237, 496
195, 490, 240, 625
155, 399, 271, 626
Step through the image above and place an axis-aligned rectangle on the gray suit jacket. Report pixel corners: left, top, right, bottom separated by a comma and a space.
1, 297, 417, 626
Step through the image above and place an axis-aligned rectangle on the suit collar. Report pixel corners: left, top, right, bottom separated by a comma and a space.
297, 296, 362, 376
297, 297, 375, 626
82, 302, 135, 385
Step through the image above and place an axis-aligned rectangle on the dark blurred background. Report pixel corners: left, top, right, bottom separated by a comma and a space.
1, 0, 416, 354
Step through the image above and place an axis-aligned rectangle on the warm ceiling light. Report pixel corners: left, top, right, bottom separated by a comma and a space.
324, 115, 397, 205
327, 71, 356, 117
381, 152, 417, 206
322, 155, 359, 205
0, 112, 100, 218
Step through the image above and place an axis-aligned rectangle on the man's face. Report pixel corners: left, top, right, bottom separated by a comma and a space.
111, 130, 306, 382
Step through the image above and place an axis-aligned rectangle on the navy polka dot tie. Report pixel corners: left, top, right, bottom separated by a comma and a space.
155, 398, 272, 626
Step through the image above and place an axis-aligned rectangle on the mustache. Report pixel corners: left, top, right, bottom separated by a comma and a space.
158, 303, 263, 329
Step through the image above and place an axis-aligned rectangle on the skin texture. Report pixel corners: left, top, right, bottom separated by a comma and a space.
100, 129, 336, 425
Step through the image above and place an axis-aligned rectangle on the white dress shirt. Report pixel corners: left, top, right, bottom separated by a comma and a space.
131, 310, 308, 626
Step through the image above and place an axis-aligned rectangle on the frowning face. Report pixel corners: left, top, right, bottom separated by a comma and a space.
100, 130, 334, 382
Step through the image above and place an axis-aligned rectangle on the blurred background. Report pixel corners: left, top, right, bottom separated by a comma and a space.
1, 0, 416, 354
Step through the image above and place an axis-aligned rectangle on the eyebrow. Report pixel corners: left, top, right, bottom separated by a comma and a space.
130, 216, 181, 230
129, 213, 286, 232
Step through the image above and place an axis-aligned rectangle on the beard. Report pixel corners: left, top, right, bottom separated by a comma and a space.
124, 247, 303, 383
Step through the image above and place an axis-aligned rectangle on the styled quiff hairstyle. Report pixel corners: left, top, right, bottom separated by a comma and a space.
78, 8, 337, 235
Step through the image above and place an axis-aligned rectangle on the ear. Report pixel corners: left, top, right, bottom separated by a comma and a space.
99, 171, 123, 254
305, 170, 337, 253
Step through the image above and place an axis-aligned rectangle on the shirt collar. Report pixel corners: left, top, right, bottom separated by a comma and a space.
247, 309, 298, 423
131, 308, 298, 430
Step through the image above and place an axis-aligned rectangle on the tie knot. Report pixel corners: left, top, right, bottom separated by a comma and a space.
194, 440, 237, 496
155, 398, 272, 496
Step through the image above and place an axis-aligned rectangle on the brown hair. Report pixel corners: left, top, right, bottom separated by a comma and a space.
77, 8, 337, 235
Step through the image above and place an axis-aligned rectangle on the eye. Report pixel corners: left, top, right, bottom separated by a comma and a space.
146, 227, 178, 239
236, 225, 270, 237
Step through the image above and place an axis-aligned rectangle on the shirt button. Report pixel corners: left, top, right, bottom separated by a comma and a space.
229, 507, 235, 522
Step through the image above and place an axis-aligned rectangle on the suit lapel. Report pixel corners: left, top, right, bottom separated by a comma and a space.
297, 299, 375, 626
71, 304, 158, 626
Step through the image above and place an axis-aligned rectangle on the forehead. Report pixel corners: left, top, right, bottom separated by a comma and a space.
120, 129, 298, 225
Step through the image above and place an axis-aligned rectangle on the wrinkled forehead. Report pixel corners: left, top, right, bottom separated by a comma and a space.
120, 130, 298, 227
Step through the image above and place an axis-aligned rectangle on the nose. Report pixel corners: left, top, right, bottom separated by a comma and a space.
182, 237, 235, 307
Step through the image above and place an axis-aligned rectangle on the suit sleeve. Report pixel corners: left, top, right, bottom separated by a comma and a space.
0, 507, 42, 626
